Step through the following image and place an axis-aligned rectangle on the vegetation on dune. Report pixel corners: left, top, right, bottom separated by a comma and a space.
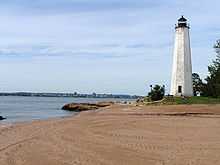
142, 96, 220, 105
171, 96, 220, 104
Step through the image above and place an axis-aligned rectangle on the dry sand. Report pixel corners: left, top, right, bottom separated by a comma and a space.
1, 104, 220, 165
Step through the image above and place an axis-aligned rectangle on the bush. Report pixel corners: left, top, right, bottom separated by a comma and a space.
148, 85, 165, 101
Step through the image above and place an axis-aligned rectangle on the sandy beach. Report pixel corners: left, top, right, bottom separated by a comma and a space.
1, 104, 220, 165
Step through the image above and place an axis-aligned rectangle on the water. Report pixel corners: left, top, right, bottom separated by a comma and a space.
0, 96, 134, 123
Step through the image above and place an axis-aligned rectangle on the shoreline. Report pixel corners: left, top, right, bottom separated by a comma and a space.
0, 96, 135, 125
1, 103, 220, 129
1, 104, 220, 165
1, 103, 219, 128
0, 111, 80, 127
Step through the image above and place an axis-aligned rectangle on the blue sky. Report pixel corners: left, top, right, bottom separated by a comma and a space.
0, 0, 219, 95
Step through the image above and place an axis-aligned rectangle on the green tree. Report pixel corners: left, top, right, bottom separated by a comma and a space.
192, 73, 203, 96
203, 40, 220, 97
148, 85, 165, 101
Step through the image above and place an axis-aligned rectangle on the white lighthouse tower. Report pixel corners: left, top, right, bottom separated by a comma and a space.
170, 16, 193, 97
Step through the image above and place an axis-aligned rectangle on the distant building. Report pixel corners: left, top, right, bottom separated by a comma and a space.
170, 16, 193, 96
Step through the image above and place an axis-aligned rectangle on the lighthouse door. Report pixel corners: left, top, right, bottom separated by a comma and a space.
178, 86, 182, 94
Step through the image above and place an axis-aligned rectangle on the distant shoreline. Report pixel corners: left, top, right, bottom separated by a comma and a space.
0, 92, 140, 99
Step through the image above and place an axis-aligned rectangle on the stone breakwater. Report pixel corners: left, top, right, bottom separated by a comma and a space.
62, 102, 114, 112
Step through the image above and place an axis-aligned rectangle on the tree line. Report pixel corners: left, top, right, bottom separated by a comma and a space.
193, 39, 220, 97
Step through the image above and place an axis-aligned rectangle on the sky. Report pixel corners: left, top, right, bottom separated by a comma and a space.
0, 0, 219, 95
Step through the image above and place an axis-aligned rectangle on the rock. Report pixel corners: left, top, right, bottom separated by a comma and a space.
0, 116, 6, 120
62, 103, 98, 112
62, 102, 114, 112
95, 101, 114, 107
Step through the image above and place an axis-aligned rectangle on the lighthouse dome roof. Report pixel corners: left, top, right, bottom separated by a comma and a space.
178, 16, 187, 22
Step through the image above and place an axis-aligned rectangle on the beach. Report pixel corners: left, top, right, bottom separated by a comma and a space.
1, 104, 220, 165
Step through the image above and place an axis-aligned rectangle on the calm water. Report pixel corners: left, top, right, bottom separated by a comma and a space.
0, 96, 133, 123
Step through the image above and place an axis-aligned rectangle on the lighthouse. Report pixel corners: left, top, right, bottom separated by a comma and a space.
170, 16, 193, 97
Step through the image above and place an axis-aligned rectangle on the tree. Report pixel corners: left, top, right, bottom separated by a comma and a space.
192, 73, 203, 96
148, 85, 165, 101
214, 39, 220, 55
202, 40, 220, 97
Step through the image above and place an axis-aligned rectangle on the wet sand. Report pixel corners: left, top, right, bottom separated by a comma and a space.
1, 104, 220, 165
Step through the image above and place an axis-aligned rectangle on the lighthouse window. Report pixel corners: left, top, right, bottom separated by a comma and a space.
178, 86, 182, 93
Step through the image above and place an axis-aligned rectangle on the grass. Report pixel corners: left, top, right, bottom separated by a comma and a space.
173, 96, 220, 104
142, 96, 220, 105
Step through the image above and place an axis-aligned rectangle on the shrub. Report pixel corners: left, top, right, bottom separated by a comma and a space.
148, 85, 165, 101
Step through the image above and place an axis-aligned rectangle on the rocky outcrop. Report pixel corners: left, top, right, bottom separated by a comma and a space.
0, 116, 6, 120
62, 102, 114, 112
